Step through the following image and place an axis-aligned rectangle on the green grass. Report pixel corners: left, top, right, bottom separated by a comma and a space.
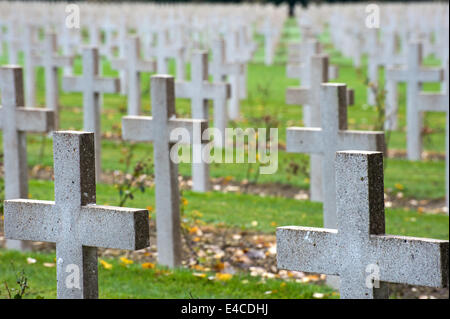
22, 178, 450, 239
0, 19, 446, 201
0, 249, 336, 299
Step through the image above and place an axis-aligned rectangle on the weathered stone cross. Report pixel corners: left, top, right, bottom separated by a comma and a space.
176, 51, 230, 192
286, 55, 354, 202
0, 66, 55, 251
35, 32, 74, 129
209, 38, 243, 125
62, 47, 120, 181
4, 131, 150, 298
286, 83, 385, 229
277, 151, 449, 299
385, 42, 443, 160
111, 36, 156, 116
122, 75, 208, 267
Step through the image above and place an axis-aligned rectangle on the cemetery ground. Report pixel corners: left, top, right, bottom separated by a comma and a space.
0, 18, 448, 299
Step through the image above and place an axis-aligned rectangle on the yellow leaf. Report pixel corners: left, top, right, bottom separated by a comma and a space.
189, 226, 199, 234
193, 237, 201, 242
394, 183, 404, 190
270, 221, 277, 227
146, 206, 154, 212
193, 272, 207, 278
120, 257, 133, 265
142, 262, 155, 269
215, 273, 233, 281
182, 198, 189, 206
100, 259, 113, 270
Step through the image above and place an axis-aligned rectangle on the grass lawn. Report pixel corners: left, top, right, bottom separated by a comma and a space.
0, 250, 336, 299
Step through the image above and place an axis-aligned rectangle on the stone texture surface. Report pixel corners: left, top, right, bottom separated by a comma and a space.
277, 151, 449, 299
122, 75, 208, 268
4, 131, 150, 299
0, 65, 55, 251
62, 47, 120, 181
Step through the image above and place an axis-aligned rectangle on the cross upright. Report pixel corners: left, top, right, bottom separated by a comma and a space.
210, 37, 244, 122
176, 51, 230, 192
22, 24, 42, 108
62, 47, 120, 181
4, 131, 150, 299
34, 32, 74, 129
277, 151, 449, 299
122, 75, 209, 267
417, 61, 449, 211
6, 19, 21, 65
111, 36, 157, 116
153, 28, 185, 79
286, 83, 385, 229
0, 65, 55, 251
385, 41, 443, 160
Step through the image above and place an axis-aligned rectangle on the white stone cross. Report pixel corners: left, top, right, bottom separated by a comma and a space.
286, 56, 355, 203
417, 62, 449, 211
122, 75, 208, 267
111, 36, 156, 116
0, 65, 55, 251
153, 29, 185, 79
62, 47, 120, 181
277, 151, 449, 299
385, 42, 443, 160
209, 38, 244, 122
286, 83, 385, 229
4, 131, 150, 299
34, 32, 74, 129
176, 51, 230, 192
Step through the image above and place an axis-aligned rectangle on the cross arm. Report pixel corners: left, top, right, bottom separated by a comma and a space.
79, 205, 150, 250
417, 68, 443, 83
286, 63, 302, 80
204, 82, 231, 100
286, 87, 310, 105
122, 116, 209, 143
15, 107, 55, 133
417, 93, 447, 112
54, 55, 74, 68
110, 58, 126, 71
174, 82, 194, 99
137, 60, 157, 73
62, 76, 84, 92
4, 199, 59, 243
371, 235, 449, 287
385, 67, 408, 82
93, 77, 120, 94
277, 226, 339, 275
286, 127, 323, 154
337, 130, 385, 155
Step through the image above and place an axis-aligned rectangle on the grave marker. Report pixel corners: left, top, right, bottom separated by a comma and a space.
4, 131, 150, 298
277, 151, 449, 299
286, 83, 385, 229
385, 42, 443, 160
111, 36, 157, 116
176, 51, 230, 192
62, 47, 120, 181
122, 75, 208, 267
